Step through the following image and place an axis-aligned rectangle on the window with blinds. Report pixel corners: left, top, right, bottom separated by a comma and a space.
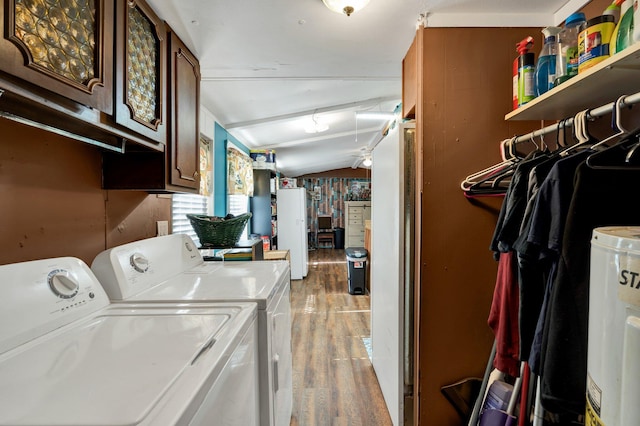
228, 194, 249, 239
172, 193, 208, 246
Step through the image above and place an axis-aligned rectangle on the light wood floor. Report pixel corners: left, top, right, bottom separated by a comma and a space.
289, 248, 392, 426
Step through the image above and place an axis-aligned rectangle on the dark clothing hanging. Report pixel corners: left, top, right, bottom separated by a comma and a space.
513, 156, 558, 362
488, 251, 520, 377
516, 150, 591, 371
488, 155, 548, 376
540, 156, 640, 416
483, 126, 640, 422
527, 151, 591, 256
491, 155, 548, 254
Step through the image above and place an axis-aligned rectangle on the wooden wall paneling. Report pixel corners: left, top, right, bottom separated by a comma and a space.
580, 0, 612, 22
0, 119, 105, 265
402, 36, 418, 119
414, 27, 540, 425
0, 118, 170, 266
300, 167, 370, 179
105, 191, 171, 248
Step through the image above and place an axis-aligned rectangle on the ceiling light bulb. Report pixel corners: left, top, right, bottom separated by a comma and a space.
303, 117, 329, 133
322, 0, 370, 16
362, 157, 372, 167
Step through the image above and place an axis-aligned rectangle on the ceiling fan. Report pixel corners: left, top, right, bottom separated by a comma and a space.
351, 147, 372, 168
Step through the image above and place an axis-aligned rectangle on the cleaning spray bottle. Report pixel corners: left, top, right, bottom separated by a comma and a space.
515, 37, 535, 107
534, 27, 561, 96
604, 0, 624, 23
555, 12, 586, 87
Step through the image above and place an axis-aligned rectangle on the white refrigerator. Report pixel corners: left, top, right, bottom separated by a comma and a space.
276, 187, 308, 280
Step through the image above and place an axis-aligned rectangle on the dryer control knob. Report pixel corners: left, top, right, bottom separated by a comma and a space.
48, 270, 79, 299
130, 253, 149, 273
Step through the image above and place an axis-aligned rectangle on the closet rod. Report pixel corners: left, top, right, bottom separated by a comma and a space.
512, 91, 640, 146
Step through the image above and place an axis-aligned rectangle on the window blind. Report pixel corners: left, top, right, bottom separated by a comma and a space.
228, 194, 249, 239
172, 193, 208, 246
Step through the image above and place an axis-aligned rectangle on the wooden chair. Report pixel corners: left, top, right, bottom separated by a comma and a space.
316, 215, 335, 248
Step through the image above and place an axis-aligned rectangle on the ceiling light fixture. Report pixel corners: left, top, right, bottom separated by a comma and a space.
362, 156, 372, 167
304, 113, 329, 133
322, 0, 370, 16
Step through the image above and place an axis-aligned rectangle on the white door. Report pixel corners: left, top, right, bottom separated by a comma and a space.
371, 124, 404, 426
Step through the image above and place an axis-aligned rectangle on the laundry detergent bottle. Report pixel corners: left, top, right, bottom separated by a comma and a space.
534, 26, 561, 96
614, 0, 634, 53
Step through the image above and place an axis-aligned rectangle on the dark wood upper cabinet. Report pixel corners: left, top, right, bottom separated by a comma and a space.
0, 0, 200, 193
102, 25, 200, 194
114, 0, 166, 144
0, 0, 114, 114
167, 27, 200, 191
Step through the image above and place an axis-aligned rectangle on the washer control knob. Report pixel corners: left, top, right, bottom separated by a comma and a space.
130, 253, 149, 273
48, 270, 79, 299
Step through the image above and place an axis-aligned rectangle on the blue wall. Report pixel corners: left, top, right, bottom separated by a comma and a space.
213, 122, 250, 217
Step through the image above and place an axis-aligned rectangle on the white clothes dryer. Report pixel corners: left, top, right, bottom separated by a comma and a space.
0, 257, 259, 426
92, 234, 293, 426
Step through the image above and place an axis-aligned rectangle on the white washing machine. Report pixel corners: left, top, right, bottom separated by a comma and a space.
0, 257, 259, 426
91, 233, 293, 426
588, 227, 640, 426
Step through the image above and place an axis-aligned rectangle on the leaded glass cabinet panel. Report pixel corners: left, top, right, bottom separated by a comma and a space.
114, 0, 166, 144
0, 0, 113, 113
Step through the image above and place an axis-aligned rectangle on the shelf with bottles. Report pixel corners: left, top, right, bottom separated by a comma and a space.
506, 41, 640, 121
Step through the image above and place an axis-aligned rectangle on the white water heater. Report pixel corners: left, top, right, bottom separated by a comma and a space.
588, 227, 640, 426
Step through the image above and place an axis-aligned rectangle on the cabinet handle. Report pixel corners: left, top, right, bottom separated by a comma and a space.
193, 171, 199, 178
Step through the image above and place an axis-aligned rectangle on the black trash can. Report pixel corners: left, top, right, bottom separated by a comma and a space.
334, 227, 345, 249
346, 247, 368, 295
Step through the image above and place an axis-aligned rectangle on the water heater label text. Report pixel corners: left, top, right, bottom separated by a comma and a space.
619, 270, 640, 288
618, 259, 640, 307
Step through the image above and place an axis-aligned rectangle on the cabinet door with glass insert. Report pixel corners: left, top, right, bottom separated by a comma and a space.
114, 0, 166, 144
0, 0, 114, 113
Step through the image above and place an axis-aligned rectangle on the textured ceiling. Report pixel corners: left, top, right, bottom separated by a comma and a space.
147, 0, 579, 176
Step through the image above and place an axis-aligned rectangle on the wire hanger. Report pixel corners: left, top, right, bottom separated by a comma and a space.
461, 137, 520, 196
586, 131, 640, 170
555, 118, 567, 149
590, 95, 629, 150
529, 132, 540, 151
558, 109, 593, 156
625, 138, 640, 162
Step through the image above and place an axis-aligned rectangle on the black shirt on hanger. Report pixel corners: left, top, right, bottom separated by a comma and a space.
540, 153, 640, 417
512, 155, 559, 361
517, 150, 591, 370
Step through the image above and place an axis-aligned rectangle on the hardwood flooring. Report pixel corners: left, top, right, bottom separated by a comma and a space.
289, 248, 392, 426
